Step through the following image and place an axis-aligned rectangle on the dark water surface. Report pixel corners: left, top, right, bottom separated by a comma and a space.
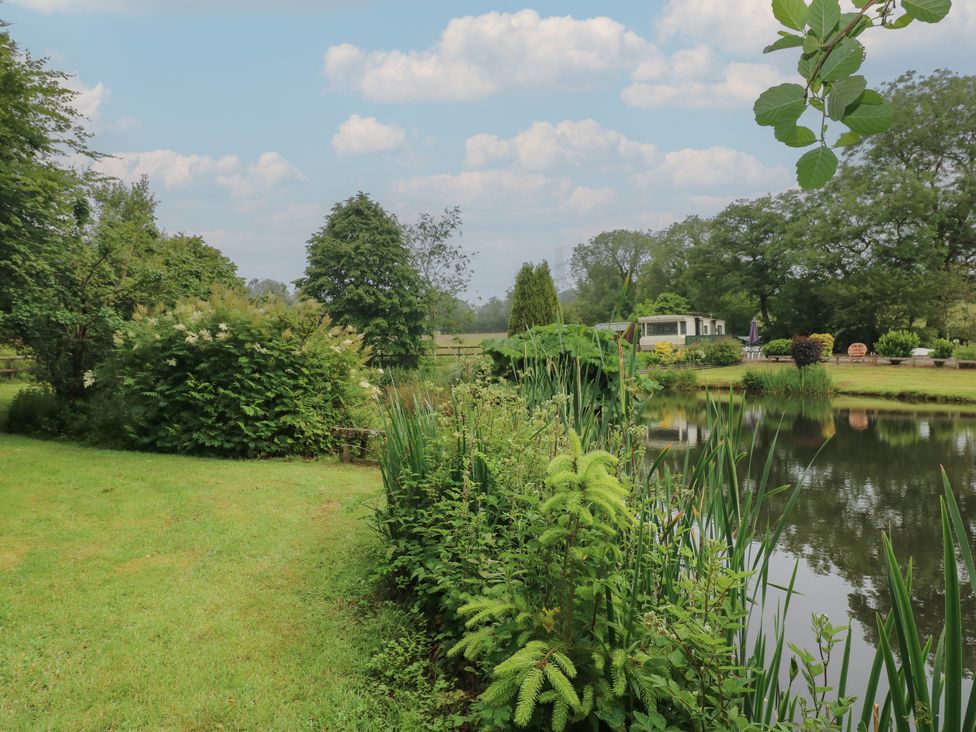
643, 393, 976, 685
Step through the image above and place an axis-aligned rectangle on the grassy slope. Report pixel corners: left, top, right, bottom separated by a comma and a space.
698, 363, 976, 402
0, 430, 411, 730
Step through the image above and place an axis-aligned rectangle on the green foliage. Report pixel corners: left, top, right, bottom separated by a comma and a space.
741, 364, 833, 395
105, 289, 375, 457
809, 332, 835, 357
508, 261, 559, 335
701, 338, 743, 366
758, 0, 950, 187
485, 324, 620, 384
930, 338, 954, 359
6, 386, 69, 436
952, 344, 976, 361
6, 178, 241, 399
763, 338, 793, 357
300, 192, 428, 368
634, 292, 691, 317
570, 230, 653, 323
644, 368, 698, 391
875, 329, 921, 358
791, 336, 823, 367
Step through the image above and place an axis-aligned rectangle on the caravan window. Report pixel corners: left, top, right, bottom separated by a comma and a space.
679, 321, 686, 335
649, 322, 678, 336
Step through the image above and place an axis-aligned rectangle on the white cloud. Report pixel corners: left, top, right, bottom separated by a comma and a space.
564, 186, 617, 213
656, 0, 778, 56
465, 119, 657, 171
394, 170, 574, 211
622, 61, 790, 109
94, 149, 302, 196
636, 146, 787, 188
63, 76, 109, 120
331, 114, 406, 156
324, 9, 654, 102
216, 152, 304, 197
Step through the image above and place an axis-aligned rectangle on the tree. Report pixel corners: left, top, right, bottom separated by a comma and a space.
402, 206, 473, 332
570, 230, 653, 324
0, 20, 92, 326
300, 192, 427, 367
11, 178, 241, 397
247, 279, 295, 303
634, 292, 691, 318
469, 295, 512, 333
508, 261, 558, 335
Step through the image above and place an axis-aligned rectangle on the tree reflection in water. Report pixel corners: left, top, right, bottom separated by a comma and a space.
644, 394, 976, 670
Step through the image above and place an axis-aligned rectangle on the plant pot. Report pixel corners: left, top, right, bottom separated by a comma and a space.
933, 358, 947, 367
888, 358, 904, 365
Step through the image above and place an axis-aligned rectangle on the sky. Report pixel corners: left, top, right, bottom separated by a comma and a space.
4, 0, 975, 302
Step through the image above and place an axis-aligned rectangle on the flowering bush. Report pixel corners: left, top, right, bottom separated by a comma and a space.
104, 288, 377, 457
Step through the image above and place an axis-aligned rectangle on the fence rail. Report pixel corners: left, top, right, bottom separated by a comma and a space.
432, 344, 485, 358
1, 355, 32, 380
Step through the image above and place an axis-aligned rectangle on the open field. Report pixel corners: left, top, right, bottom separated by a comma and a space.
0, 428, 412, 730
698, 363, 976, 403
433, 331, 505, 347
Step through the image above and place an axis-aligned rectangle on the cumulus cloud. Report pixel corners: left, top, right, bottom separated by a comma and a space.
622, 61, 791, 109
636, 146, 787, 188
94, 149, 302, 196
565, 186, 617, 213
656, 0, 778, 56
465, 119, 657, 171
331, 114, 406, 156
324, 9, 653, 102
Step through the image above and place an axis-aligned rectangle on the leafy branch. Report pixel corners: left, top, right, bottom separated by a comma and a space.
754, 0, 951, 189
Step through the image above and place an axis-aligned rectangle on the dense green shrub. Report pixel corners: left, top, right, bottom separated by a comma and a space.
953, 344, 976, 361
741, 364, 833, 395
7, 386, 69, 435
105, 289, 376, 457
930, 338, 954, 359
790, 336, 822, 368
808, 332, 835, 358
875, 329, 920, 358
701, 337, 742, 366
645, 368, 698, 390
484, 324, 620, 384
762, 338, 792, 357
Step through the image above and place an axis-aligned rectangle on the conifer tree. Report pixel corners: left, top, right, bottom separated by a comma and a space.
507, 261, 559, 335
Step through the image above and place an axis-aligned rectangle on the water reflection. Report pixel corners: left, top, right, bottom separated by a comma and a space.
644, 394, 976, 670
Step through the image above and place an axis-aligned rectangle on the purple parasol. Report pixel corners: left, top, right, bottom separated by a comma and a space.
748, 318, 759, 345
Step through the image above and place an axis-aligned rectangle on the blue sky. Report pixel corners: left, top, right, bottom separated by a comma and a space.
5, 0, 975, 301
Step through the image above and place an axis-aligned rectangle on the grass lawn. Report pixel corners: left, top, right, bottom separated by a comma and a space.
697, 363, 976, 402
433, 331, 505, 347
0, 426, 416, 730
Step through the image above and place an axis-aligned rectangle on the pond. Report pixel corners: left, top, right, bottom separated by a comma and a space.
643, 392, 976, 689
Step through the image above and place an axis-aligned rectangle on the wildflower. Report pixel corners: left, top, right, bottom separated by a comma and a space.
174, 323, 187, 332
154, 334, 161, 341
377, 368, 384, 375
216, 331, 230, 341
217, 322, 228, 331
112, 332, 124, 346
82, 370, 96, 389
342, 339, 353, 347
185, 333, 199, 344
166, 358, 177, 367
331, 345, 343, 353
198, 329, 213, 342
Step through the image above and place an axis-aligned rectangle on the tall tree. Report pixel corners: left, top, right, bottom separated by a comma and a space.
570, 230, 653, 323
402, 206, 473, 332
300, 192, 427, 367
507, 262, 558, 335
0, 20, 92, 325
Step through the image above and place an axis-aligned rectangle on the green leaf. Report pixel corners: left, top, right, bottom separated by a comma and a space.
843, 97, 894, 134
754, 83, 807, 127
808, 0, 841, 39
796, 146, 838, 189
775, 124, 818, 147
802, 33, 821, 53
941, 499, 962, 732
820, 38, 865, 82
764, 34, 805, 53
885, 13, 915, 28
827, 74, 866, 119
773, 0, 809, 30
902, 0, 952, 23
834, 130, 862, 147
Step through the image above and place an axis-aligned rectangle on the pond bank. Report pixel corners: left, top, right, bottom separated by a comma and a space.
696, 362, 976, 404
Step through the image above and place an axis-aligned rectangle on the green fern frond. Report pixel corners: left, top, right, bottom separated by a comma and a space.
551, 699, 569, 732
514, 667, 545, 726
543, 664, 581, 711
579, 684, 594, 717
551, 651, 576, 678
481, 675, 520, 707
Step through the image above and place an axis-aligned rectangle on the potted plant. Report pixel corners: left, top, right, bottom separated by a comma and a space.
930, 338, 954, 367
875, 329, 920, 365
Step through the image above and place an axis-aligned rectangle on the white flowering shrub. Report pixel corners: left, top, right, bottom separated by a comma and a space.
106, 288, 377, 457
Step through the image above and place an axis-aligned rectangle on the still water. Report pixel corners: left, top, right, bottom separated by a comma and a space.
643, 393, 976, 685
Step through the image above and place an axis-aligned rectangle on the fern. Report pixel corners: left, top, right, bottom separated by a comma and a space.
515, 667, 546, 726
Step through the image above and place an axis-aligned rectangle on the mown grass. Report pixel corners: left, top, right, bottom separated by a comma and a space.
699, 362, 976, 402
433, 331, 505, 347
0, 407, 417, 729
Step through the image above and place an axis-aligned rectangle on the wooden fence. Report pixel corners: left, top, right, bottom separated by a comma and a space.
432, 344, 485, 359
0, 355, 32, 380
